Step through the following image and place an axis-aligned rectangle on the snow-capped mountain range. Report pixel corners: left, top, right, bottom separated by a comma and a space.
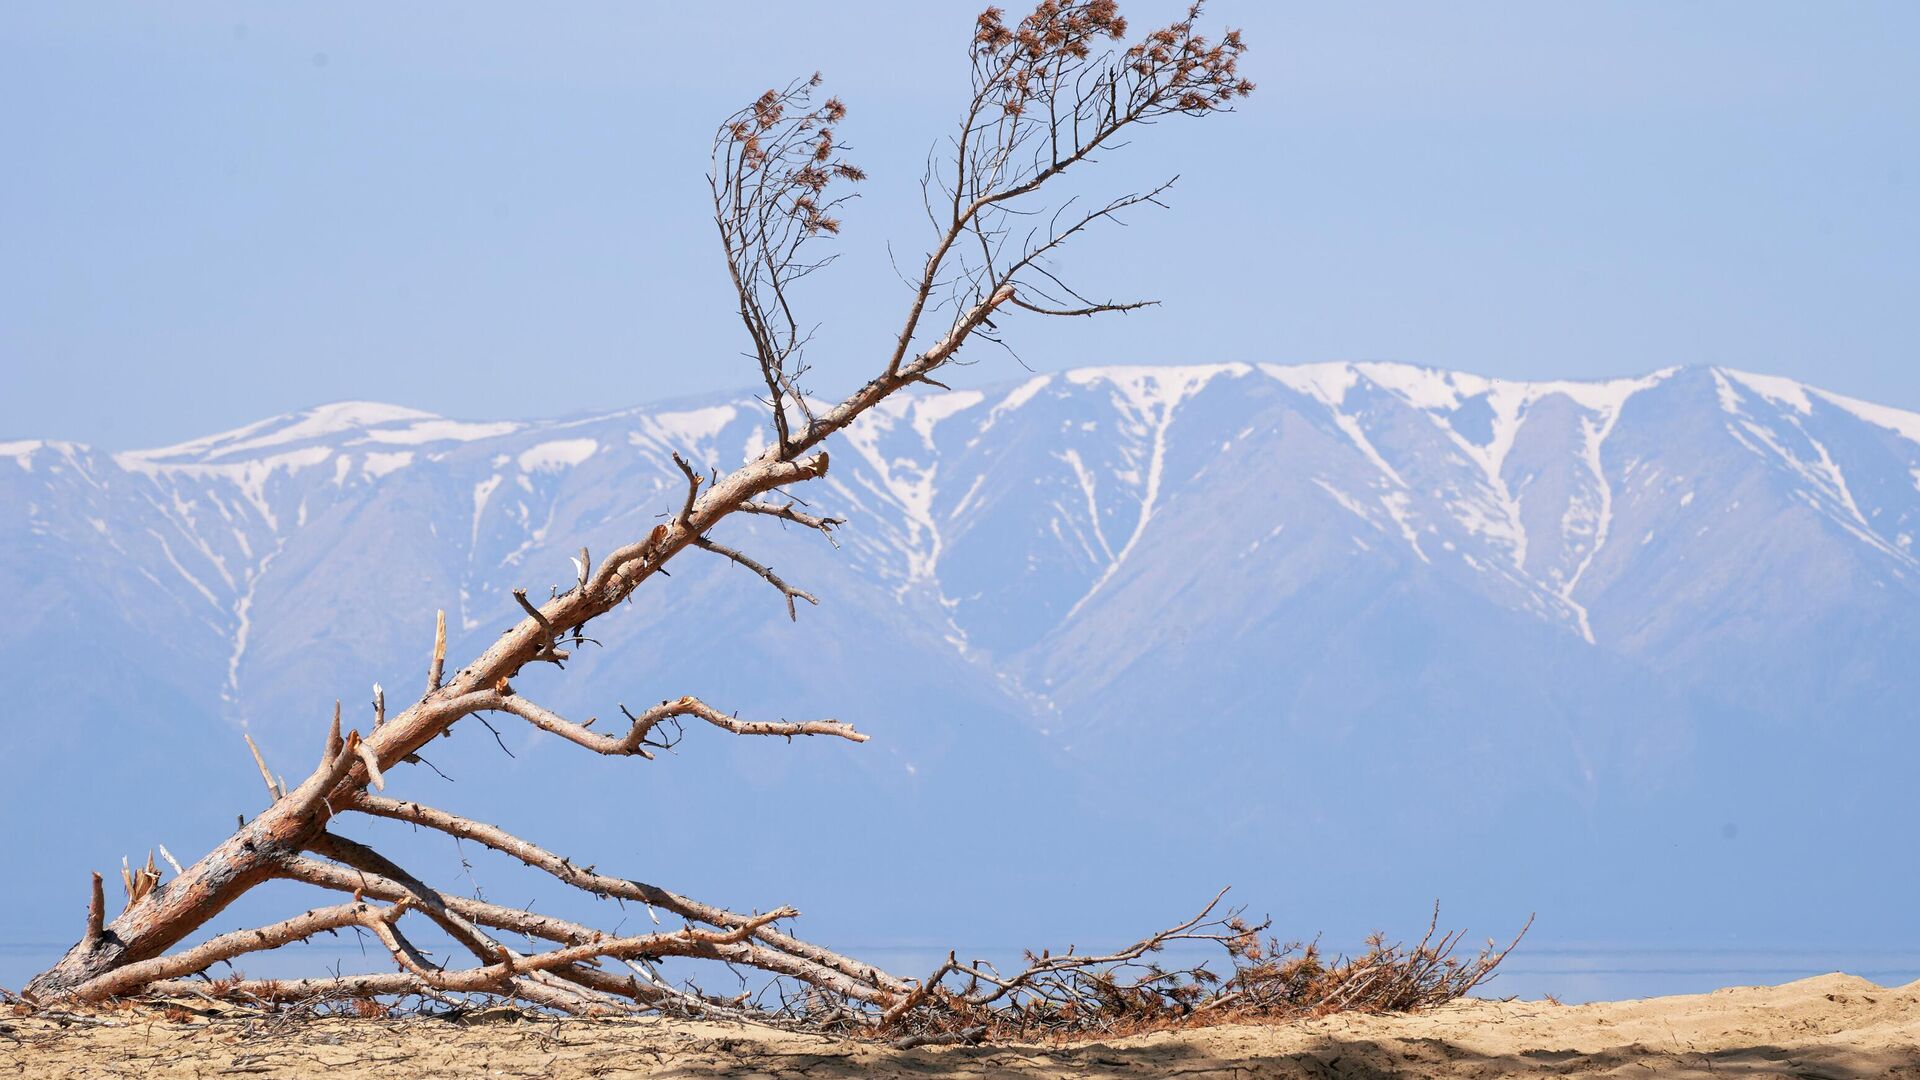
6, 362, 1918, 962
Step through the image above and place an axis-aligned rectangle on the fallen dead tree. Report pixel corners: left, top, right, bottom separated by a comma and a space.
20, 1, 1521, 1037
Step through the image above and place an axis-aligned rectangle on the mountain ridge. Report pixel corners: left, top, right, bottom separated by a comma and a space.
12, 357, 1919, 728
22, 359, 1916, 463
5, 359, 1918, 963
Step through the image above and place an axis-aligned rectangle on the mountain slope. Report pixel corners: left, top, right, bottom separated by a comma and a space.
4, 362, 1917, 962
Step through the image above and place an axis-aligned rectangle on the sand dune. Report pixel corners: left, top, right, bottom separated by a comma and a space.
6, 974, 1917, 1077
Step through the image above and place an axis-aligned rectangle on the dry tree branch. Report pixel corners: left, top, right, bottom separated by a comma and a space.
72, 900, 412, 1003
84, 874, 103, 944
278, 854, 606, 954
446, 688, 863, 760
511, 589, 568, 665
955, 887, 1233, 1011
734, 499, 845, 545
710, 76, 863, 455
426, 609, 447, 694
883, 0, 1251, 381
335, 794, 905, 997
691, 535, 818, 620
671, 452, 703, 527
302, 834, 501, 965
288, 843, 895, 1011
144, 971, 435, 1006
242, 734, 280, 801
277, 852, 705, 1014
361, 916, 610, 1013
23, 3, 1316, 1037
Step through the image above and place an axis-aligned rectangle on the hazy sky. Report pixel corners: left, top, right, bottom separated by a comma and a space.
3, 3, 1915, 449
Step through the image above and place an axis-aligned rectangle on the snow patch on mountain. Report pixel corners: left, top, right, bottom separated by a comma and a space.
518, 439, 599, 472
1262, 361, 1361, 407
643, 405, 740, 448
120, 445, 335, 532
1712, 368, 1915, 566
839, 394, 986, 588
361, 451, 414, 480
360, 419, 522, 445
225, 541, 286, 713
1722, 369, 1815, 414
981, 375, 1054, 433
1061, 365, 1246, 618
1717, 366, 1920, 448
909, 390, 985, 446
1820, 391, 1920, 446
0, 441, 40, 468
21, 362, 1920, 709
126, 402, 437, 465
1065, 363, 1248, 418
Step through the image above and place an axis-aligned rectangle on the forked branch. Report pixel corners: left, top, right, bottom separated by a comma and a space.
692, 535, 818, 620
73, 900, 413, 1003
735, 499, 845, 544
450, 689, 863, 760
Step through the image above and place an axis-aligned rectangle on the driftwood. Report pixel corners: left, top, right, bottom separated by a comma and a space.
16, 2, 1523, 1039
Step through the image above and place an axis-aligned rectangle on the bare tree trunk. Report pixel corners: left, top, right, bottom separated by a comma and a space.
29, 811, 303, 995
26, 0, 1254, 1018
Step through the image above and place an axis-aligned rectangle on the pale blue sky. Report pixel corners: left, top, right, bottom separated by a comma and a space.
3, 3, 1915, 449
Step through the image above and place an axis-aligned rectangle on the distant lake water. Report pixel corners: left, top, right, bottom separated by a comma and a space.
7, 941, 1916, 1006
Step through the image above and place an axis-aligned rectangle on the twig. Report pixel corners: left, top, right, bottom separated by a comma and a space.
691, 536, 817, 620
242, 734, 282, 803
734, 501, 845, 547
427, 610, 447, 693
512, 589, 569, 665
353, 741, 385, 792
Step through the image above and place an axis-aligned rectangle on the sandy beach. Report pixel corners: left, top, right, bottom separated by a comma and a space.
6, 973, 1916, 1078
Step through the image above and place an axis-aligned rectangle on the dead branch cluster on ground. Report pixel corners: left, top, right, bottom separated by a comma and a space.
17, 0, 1518, 1042
867, 899, 1529, 1047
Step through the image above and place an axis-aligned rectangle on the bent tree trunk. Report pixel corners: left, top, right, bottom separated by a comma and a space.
26, 0, 1256, 1019
26, 450, 836, 1000
27, 803, 312, 996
